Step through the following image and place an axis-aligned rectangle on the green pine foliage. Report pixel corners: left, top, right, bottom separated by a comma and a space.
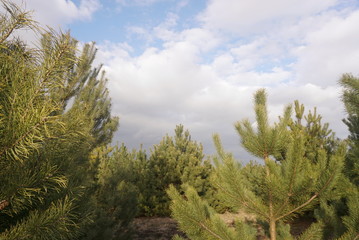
342, 114, 359, 186
141, 124, 213, 216
337, 189, 359, 240
286, 100, 339, 162
169, 89, 346, 240
82, 145, 140, 240
336, 73, 359, 239
283, 101, 348, 239
341, 74, 359, 117
340, 74, 359, 186
168, 185, 257, 240
0, 1, 85, 238
33, 36, 120, 240
0, 1, 121, 238
0, 197, 82, 240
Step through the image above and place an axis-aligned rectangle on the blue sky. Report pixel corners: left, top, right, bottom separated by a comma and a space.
69, 0, 207, 54
13, 0, 359, 160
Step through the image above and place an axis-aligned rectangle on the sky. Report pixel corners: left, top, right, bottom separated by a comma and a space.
12, 0, 359, 161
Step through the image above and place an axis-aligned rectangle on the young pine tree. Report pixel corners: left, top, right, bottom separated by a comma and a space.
340, 73, 359, 186
335, 73, 359, 239
26, 30, 120, 240
142, 125, 212, 216
168, 89, 346, 240
0, 1, 84, 238
83, 145, 140, 240
0, 1, 120, 238
277, 100, 351, 239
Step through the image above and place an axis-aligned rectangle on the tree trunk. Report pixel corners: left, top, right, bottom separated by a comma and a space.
265, 156, 276, 240
269, 219, 276, 240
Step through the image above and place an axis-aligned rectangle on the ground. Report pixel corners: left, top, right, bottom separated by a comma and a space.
132, 217, 187, 240
131, 212, 313, 239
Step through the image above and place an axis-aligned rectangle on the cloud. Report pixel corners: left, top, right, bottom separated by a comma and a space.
97, 36, 344, 159
199, 0, 338, 35
176, 0, 189, 11
12, 0, 357, 160
116, 0, 167, 7
12, 0, 100, 28
93, 0, 358, 159
101, 41, 213, 112
293, 10, 359, 87
8, 0, 100, 47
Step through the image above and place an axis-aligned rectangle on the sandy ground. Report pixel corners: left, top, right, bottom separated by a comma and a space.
132, 217, 187, 240
131, 213, 313, 240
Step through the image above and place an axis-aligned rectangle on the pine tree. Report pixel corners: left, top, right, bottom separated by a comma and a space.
336, 189, 359, 240
64, 43, 119, 147
83, 145, 140, 240
142, 125, 212, 216
340, 74, 359, 186
283, 101, 349, 238
0, 1, 84, 238
37, 39, 121, 240
168, 89, 346, 240
336, 73, 359, 239
0, 1, 121, 238
39, 39, 119, 196
27, 32, 120, 240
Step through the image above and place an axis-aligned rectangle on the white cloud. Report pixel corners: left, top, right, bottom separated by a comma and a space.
153, 12, 179, 41
127, 13, 221, 52
199, 0, 338, 35
11, 0, 357, 159
176, 0, 189, 11
7, 0, 100, 47
227, 38, 287, 71
293, 10, 359, 86
116, 0, 167, 7
102, 41, 212, 110
98, 37, 340, 159
126, 26, 153, 43
12, 0, 100, 28
94, 0, 357, 159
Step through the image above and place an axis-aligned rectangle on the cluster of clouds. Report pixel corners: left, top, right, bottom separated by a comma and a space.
99, 0, 359, 158
12, 0, 100, 27
13, 0, 359, 160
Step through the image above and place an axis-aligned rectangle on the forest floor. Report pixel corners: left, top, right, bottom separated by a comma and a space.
132, 217, 187, 240
131, 212, 314, 240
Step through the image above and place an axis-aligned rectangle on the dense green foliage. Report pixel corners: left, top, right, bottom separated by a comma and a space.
286, 100, 339, 162
168, 89, 347, 240
337, 74, 359, 239
82, 146, 140, 240
285, 101, 350, 239
0, 3, 83, 238
139, 125, 213, 216
0, 1, 123, 239
312, 75, 359, 240
341, 74, 359, 186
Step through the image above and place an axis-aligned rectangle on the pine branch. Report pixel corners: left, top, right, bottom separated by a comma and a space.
275, 170, 335, 221
0, 116, 54, 161
274, 137, 303, 217
0, 1, 36, 44
197, 220, 226, 240
214, 181, 268, 219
